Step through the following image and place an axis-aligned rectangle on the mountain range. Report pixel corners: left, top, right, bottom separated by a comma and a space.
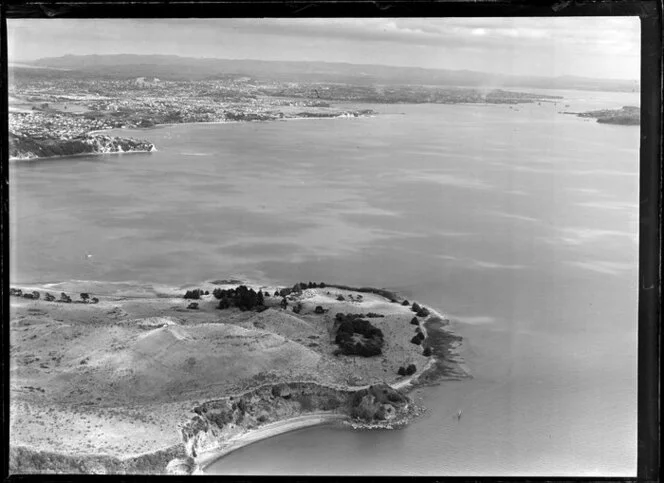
13, 54, 639, 93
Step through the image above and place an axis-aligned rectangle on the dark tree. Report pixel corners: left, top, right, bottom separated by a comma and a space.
423, 347, 432, 357
417, 307, 430, 317
406, 364, 417, 375
274, 290, 280, 297
80, 293, 90, 302
44, 293, 56, 302
410, 317, 419, 325
397, 367, 407, 376
91, 297, 99, 304
410, 335, 423, 345
336, 295, 345, 301
32, 291, 40, 300
187, 302, 199, 310
257, 290, 265, 306
314, 306, 325, 314
280, 297, 288, 309
411, 302, 422, 313
401, 300, 410, 306
184, 289, 203, 300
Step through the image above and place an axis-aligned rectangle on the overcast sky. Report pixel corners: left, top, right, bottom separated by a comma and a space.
8, 17, 640, 80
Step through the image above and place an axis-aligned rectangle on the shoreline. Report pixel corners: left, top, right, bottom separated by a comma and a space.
11, 113, 373, 162
196, 413, 348, 472
192, 300, 461, 473
9, 147, 156, 162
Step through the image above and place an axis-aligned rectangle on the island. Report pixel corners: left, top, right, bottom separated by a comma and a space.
566, 105, 640, 125
8, 281, 470, 474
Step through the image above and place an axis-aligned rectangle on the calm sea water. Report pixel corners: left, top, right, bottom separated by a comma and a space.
9, 89, 639, 475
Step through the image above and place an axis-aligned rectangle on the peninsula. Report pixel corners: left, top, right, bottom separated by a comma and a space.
9, 281, 470, 475
567, 105, 640, 125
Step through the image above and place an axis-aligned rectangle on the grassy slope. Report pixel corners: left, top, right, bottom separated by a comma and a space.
9, 285, 436, 472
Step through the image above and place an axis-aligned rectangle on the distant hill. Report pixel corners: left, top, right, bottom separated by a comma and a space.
16, 54, 639, 93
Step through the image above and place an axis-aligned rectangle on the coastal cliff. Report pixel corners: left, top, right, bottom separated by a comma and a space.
8, 133, 156, 160
179, 382, 410, 468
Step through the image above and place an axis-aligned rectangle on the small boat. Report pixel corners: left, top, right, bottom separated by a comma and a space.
456, 410, 462, 421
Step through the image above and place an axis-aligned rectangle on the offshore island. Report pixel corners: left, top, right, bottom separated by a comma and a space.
9, 281, 470, 475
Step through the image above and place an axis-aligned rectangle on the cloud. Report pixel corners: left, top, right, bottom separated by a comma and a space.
7, 17, 640, 79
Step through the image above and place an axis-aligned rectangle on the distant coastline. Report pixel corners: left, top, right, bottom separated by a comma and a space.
8, 110, 375, 161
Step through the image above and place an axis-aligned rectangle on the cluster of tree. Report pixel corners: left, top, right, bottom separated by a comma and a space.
10, 288, 98, 304
184, 289, 209, 300
349, 383, 408, 421
187, 302, 199, 310
411, 302, 430, 318
334, 313, 384, 357
214, 285, 265, 311
397, 364, 417, 376
10, 289, 40, 300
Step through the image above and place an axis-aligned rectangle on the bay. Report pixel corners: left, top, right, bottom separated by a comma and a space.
9, 90, 639, 475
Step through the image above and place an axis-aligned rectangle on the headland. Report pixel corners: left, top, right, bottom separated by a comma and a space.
8, 280, 470, 474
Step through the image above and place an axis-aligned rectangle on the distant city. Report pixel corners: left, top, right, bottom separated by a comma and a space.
8, 55, 637, 160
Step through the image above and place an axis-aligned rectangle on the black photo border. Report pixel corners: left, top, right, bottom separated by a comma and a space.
1, 1, 661, 482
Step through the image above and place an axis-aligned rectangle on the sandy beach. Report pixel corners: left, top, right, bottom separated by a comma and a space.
195, 412, 349, 471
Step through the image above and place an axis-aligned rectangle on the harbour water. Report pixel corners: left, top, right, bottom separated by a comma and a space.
9, 89, 639, 475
